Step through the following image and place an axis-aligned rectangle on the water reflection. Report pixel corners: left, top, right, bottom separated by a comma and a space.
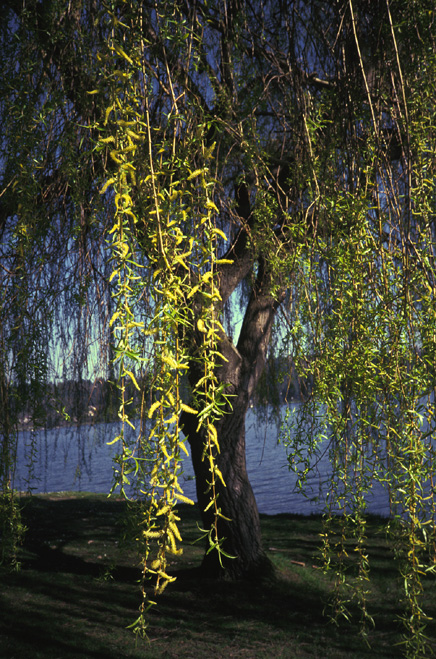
13, 407, 393, 516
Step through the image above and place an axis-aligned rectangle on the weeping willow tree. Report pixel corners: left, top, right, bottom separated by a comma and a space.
1, 0, 436, 654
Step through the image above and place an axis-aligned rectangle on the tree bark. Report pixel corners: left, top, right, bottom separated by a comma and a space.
182, 254, 285, 580
182, 392, 271, 580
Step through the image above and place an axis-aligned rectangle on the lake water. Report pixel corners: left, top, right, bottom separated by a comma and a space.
12, 406, 392, 516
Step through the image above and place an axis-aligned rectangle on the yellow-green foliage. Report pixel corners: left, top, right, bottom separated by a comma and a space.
91, 2, 234, 635
281, 5, 436, 654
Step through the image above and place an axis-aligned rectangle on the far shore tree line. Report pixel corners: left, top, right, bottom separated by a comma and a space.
15, 356, 302, 428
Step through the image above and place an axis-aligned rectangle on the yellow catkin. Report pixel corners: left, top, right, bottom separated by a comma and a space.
148, 400, 161, 418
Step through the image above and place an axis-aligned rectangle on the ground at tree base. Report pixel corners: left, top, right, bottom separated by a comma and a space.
0, 493, 435, 658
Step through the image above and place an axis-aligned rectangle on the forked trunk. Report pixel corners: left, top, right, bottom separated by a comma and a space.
181, 269, 284, 578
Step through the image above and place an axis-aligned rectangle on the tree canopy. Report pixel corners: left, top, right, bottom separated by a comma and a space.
1, 1, 436, 655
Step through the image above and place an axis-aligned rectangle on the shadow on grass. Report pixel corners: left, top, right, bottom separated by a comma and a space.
0, 494, 429, 658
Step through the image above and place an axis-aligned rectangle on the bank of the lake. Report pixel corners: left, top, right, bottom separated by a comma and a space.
2, 493, 434, 658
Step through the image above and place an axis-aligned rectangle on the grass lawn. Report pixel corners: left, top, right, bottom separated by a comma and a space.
1, 493, 435, 658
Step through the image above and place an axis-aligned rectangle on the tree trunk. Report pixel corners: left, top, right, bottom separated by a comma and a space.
181, 256, 285, 579
181, 399, 272, 580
